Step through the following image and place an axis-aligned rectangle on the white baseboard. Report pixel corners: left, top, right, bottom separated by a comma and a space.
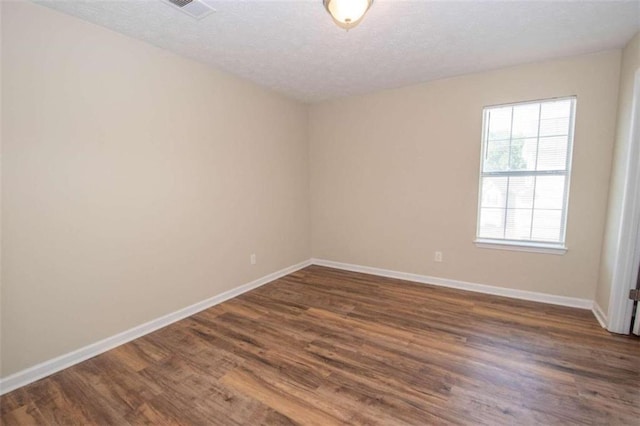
592, 301, 608, 329
0, 259, 312, 396
311, 258, 594, 310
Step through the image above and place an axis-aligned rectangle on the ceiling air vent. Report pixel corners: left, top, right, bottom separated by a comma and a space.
163, 0, 216, 20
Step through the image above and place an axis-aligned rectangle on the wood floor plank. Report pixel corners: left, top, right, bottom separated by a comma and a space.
0, 388, 32, 416
1, 402, 47, 425
1, 265, 639, 425
221, 367, 345, 426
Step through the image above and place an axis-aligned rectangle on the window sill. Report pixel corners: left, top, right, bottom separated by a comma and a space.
474, 239, 567, 255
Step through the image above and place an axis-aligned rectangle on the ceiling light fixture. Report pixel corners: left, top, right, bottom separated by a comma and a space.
323, 0, 373, 30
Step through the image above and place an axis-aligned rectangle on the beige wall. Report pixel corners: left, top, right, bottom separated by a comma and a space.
596, 32, 640, 317
1, 1, 310, 377
310, 50, 621, 299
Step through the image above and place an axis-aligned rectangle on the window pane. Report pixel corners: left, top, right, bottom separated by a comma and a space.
541, 99, 571, 119
507, 176, 534, 209
487, 107, 512, 141
539, 117, 570, 137
531, 209, 562, 242
537, 136, 568, 171
479, 208, 505, 239
484, 139, 510, 172
512, 103, 540, 138
505, 209, 532, 240
481, 177, 508, 208
534, 176, 565, 209
509, 138, 538, 171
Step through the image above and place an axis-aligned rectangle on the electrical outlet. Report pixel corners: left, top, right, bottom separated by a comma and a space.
250, 254, 256, 265
434, 251, 443, 262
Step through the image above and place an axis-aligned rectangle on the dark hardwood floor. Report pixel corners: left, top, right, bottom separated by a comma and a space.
2, 265, 639, 425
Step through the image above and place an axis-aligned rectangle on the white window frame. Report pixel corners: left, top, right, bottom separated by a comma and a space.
474, 96, 577, 255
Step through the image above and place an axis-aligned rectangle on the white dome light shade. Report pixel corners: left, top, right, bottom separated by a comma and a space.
323, 0, 373, 30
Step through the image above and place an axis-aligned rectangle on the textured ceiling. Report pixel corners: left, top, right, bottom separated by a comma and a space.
34, 0, 640, 102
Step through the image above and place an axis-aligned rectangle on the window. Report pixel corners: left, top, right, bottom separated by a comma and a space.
475, 97, 576, 253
